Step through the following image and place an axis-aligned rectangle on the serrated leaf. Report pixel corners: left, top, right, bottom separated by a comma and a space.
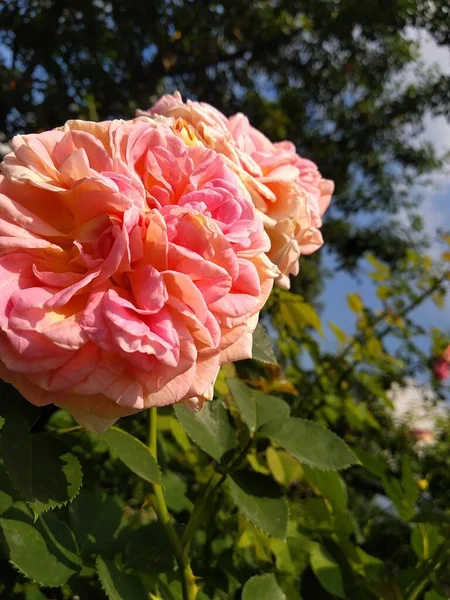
0, 511, 82, 587
123, 522, 175, 573
96, 557, 148, 600
227, 378, 290, 432
227, 378, 257, 432
310, 543, 346, 598
253, 389, 290, 428
68, 491, 125, 557
261, 418, 359, 470
101, 426, 161, 484
0, 419, 82, 516
174, 400, 237, 461
242, 574, 286, 600
252, 325, 278, 364
303, 465, 348, 511
227, 471, 288, 538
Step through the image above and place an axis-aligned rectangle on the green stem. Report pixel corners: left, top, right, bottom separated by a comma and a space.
406, 542, 450, 600
181, 437, 253, 557
181, 471, 217, 554
55, 425, 83, 435
147, 408, 197, 600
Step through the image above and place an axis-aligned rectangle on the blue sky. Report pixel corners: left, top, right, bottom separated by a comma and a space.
320, 28, 450, 358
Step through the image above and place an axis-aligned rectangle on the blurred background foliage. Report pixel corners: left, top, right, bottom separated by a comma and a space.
1, 1, 450, 599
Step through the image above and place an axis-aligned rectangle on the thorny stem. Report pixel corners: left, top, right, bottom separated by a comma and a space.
147, 408, 197, 600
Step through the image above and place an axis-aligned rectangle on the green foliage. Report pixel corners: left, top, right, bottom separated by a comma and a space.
252, 325, 279, 364
0, 240, 447, 600
174, 401, 237, 461
261, 418, 360, 470
96, 557, 148, 600
242, 574, 286, 600
1, 3, 450, 598
309, 542, 346, 598
0, 508, 82, 587
227, 471, 289, 538
101, 426, 161, 484
0, 417, 82, 517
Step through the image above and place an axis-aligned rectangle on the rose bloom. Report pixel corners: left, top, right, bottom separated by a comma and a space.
139, 92, 334, 289
433, 345, 450, 381
0, 118, 277, 431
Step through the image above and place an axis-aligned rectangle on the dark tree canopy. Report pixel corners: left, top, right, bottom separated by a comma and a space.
1, 0, 449, 287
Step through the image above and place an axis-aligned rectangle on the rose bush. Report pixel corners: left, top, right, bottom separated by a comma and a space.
0, 117, 277, 431
140, 92, 334, 289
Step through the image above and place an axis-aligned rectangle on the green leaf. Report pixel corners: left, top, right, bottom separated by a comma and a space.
280, 296, 323, 336
0, 419, 82, 517
425, 592, 446, 600
174, 400, 237, 461
242, 574, 286, 600
123, 522, 175, 573
24, 587, 49, 600
382, 476, 415, 520
252, 325, 278, 364
328, 322, 348, 344
266, 447, 302, 486
303, 465, 348, 512
68, 491, 125, 557
162, 471, 193, 513
253, 389, 290, 429
0, 511, 82, 587
347, 292, 364, 314
96, 557, 148, 600
0, 467, 17, 515
0, 488, 13, 515
310, 543, 346, 598
296, 302, 323, 335
352, 447, 387, 478
411, 524, 440, 560
227, 378, 257, 432
101, 426, 161, 484
227, 378, 290, 432
401, 456, 418, 506
261, 418, 359, 470
227, 471, 288, 538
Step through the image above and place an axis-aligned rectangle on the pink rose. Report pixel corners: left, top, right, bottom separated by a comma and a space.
0, 118, 277, 431
433, 348, 450, 381
140, 92, 334, 289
